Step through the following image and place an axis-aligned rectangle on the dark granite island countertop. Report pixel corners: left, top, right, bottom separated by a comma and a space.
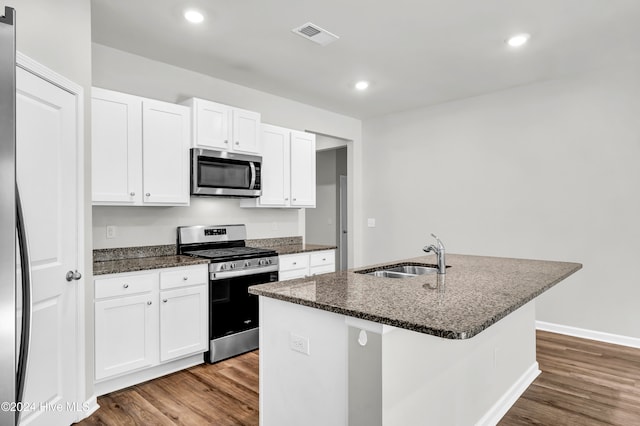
249, 253, 582, 339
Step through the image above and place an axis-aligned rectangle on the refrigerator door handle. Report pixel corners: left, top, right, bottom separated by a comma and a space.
15, 185, 32, 418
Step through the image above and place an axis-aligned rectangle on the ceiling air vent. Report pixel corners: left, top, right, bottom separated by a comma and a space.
292, 22, 339, 46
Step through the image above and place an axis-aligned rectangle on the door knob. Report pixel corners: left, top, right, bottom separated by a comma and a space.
65, 270, 82, 282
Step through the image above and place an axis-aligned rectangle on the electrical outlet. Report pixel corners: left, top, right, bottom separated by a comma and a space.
290, 333, 310, 355
106, 225, 116, 239
367, 218, 376, 228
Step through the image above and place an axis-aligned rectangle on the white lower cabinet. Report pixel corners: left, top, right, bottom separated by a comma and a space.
160, 285, 208, 362
94, 264, 208, 389
279, 250, 335, 281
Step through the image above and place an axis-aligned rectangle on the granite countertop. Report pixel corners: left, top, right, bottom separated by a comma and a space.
249, 253, 582, 340
93, 244, 209, 275
246, 236, 336, 255
93, 255, 210, 276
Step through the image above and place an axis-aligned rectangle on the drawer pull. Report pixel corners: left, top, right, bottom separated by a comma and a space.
183, 276, 188, 281
163, 299, 168, 303
322, 258, 326, 261
292, 262, 297, 265
147, 301, 152, 305
123, 283, 129, 288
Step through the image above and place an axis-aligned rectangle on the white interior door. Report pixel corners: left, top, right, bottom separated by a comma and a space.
16, 66, 79, 425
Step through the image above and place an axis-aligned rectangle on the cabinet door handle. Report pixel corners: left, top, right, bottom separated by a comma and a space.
235, 141, 240, 145
145, 193, 151, 197
163, 299, 168, 303
130, 192, 135, 196
293, 198, 297, 201
147, 301, 152, 305
123, 283, 129, 288
224, 140, 229, 144
322, 258, 326, 261
183, 276, 188, 281
292, 262, 297, 265
285, 197, 289, 201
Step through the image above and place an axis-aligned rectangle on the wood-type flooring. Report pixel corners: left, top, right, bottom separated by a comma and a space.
77, 331, 640, 425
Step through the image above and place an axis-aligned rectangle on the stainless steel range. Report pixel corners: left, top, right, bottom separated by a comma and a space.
177, 224, 278, 363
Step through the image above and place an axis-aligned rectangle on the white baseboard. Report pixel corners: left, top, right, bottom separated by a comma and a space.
536, 321, 640, 349
475, 362, 540, 426
75, 395, 99, 422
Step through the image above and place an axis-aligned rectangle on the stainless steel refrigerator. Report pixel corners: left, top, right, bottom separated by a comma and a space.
1, 6, 31, 426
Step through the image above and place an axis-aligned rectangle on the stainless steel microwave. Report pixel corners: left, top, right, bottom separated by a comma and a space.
191, 148, 262, 197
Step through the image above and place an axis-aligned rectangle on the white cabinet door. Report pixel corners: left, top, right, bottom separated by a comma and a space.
160, 285, 208, 362
16, 65, 82, 426
95, 293, 158, 381
258, 124, 290, 206
91, 88, 142, 204
290, 130, 316, 207
142, 100, 190, 205
232, 108, 261, 154
193, 98, 232, 150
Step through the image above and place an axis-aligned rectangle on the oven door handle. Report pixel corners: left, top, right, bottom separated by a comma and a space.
211, 265, 279, 280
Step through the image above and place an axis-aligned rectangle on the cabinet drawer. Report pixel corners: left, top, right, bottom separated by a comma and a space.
279, 254, 309, 272
95, 273, 155, 300
160, 264, 208, 290
279, 269, 308, 281
310, 264, 335, 276
309, 250, 334, 267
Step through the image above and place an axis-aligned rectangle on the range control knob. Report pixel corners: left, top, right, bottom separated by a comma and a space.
244, 261, 251, 267
220, 264, 227, 271
259, 259, 267, 266
230, 263, 236, 269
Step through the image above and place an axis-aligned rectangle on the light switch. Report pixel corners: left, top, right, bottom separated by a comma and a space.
367, 218, 376, 228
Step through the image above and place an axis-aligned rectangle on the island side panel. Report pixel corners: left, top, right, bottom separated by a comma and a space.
259, 296, 348, 426
381, 301, 539, 426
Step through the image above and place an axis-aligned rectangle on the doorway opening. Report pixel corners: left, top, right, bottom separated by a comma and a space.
305, 144, 348, 270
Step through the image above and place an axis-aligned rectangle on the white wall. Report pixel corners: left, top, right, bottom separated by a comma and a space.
361, 62, 640, 338
8, 0, 94, 405
306, 150, 338, 246
91, 43, 362, 250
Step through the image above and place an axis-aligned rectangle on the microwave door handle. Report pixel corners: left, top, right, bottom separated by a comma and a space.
249, 162, 256, 190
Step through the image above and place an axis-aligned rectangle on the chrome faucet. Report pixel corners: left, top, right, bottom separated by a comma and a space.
423, 233, 446, 274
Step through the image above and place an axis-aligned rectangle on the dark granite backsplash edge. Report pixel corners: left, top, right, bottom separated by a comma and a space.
93, 236, 304, 262
93, 244, 177, 262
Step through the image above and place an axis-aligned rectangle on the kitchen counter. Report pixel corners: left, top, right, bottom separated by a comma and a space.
93, 255, 209, 275
249, 253, 582, 339
92, 244, 209, 275
254, 253, 582, 425
246, 236, 336, 255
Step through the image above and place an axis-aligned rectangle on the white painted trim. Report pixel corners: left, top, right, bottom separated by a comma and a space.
75, 395, 99, 422
475, 362, 540, 426
94, 353, 204, 396
536, 321, 640, 349
16, 52, 88, 414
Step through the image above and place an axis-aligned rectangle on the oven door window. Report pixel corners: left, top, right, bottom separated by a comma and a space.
209, 272, 277, 339
197, 157, 252, 190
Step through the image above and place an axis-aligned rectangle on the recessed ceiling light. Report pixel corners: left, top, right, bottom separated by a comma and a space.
355, 81, 369, 91
184, 9, 204, 24
506, 33, 530, 48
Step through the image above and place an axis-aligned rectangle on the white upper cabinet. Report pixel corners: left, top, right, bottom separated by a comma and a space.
142, 100, 190, 205
241, 124, 316, 209
257, 125, 290, 206
183, 98, 261, 155
92, 88, 142, 204
290, 130, 316, 207
91, 88, 190, 206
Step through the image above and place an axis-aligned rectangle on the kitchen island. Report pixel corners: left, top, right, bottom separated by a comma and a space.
249, 254, 581, 426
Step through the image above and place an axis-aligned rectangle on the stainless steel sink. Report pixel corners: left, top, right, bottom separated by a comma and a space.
355, 262, 446, 279
384, 265, 439, 275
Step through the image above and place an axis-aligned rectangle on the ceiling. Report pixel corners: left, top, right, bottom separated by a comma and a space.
91, 0, 640, 119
